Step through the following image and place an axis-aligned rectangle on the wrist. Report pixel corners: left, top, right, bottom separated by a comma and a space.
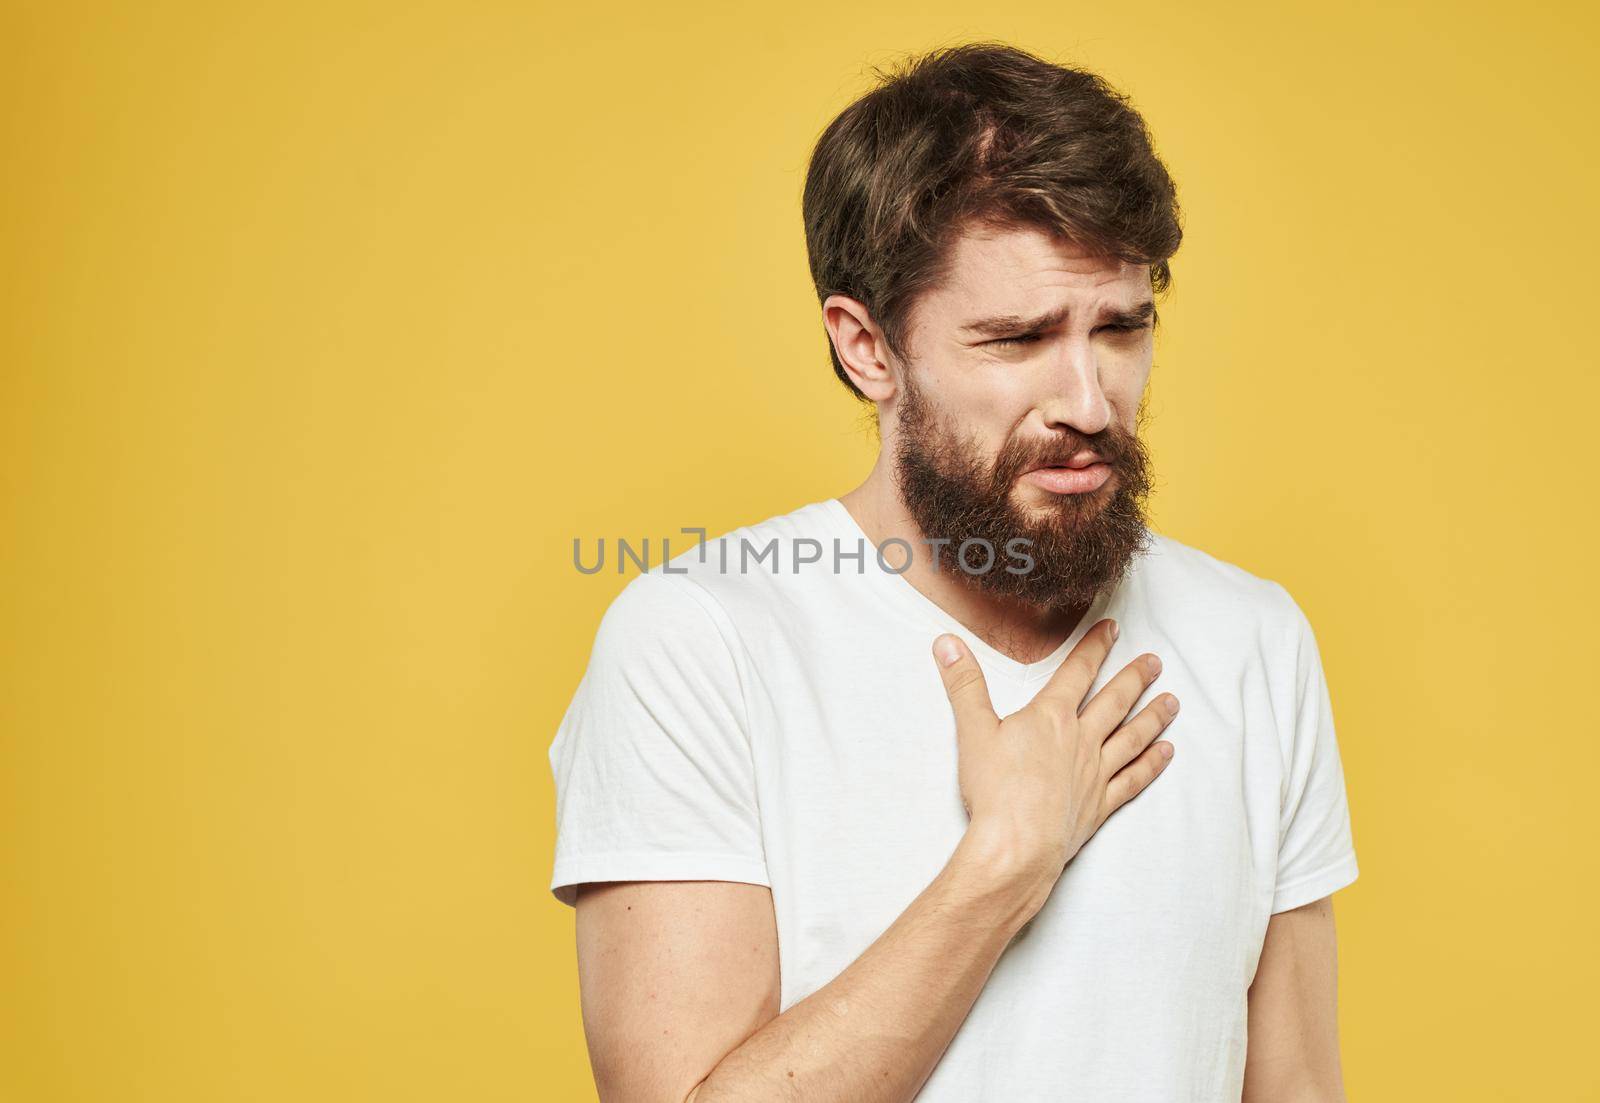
948, 820, 1065, 931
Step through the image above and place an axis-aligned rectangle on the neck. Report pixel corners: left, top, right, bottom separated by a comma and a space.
837, 455, 1093, 666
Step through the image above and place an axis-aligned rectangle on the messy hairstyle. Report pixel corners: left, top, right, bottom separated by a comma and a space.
802, 42, 1184, 400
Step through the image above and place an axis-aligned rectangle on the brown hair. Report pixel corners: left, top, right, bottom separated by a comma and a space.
802, 42, 1184, 400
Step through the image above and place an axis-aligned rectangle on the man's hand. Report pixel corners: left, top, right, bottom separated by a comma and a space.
934, 617, 1179, 913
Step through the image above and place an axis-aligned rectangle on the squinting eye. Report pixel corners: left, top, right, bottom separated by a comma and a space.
991, 324, 1149, 348
989, 333, 1042, 348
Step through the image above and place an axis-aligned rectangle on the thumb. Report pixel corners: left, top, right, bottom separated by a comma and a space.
933, 634, 998, 740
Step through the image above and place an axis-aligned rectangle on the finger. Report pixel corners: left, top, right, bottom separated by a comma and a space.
1036, 617, 1119, 708
1079, 652, 1164, 738
932, 634, 999, 743
1104, 738, 1174, 815
1101, 693, 1179, 776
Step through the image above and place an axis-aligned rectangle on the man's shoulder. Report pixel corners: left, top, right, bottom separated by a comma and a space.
590, 498, 839, 652
1136, 529, 1306, 637
659, 498, 841, 577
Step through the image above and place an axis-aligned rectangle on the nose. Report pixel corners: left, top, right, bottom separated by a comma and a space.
1036, 335, 1112, 436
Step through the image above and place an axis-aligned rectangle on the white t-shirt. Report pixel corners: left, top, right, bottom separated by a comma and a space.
549, 497, 1359, 1101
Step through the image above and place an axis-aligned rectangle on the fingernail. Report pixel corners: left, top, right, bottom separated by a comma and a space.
1159, 742, 1174, 758
1109, 619, 1119, 641
934, 635, 964, 667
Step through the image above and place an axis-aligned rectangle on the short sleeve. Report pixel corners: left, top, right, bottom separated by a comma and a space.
1269, 587, 1360, 914
547, 571, 769, 906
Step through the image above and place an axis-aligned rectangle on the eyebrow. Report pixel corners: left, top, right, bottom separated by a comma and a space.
958, 299, 1158, 339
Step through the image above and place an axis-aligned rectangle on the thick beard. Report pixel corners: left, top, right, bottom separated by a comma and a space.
892, 372, 1155, 611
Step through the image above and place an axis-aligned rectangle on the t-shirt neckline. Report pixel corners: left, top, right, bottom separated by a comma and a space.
815, 496, 1117, 685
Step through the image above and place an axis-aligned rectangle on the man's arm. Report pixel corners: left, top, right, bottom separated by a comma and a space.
1242, 895, 1347, 1103
571, 619, 1180, 1103
576, 823, 1051, 1103
575, 881, 781, 1102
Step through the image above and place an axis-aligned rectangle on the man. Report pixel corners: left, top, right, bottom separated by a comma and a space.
549, 42, 1358, 1102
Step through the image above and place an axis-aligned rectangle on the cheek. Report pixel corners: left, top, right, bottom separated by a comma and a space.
924, 364, 1025, 447
1105, 356, 1152, 415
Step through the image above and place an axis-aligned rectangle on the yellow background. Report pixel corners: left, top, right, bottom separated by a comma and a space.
4, 2, 1596, 1099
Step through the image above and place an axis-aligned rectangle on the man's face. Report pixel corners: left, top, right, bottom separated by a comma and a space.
888, 221, 1157, 609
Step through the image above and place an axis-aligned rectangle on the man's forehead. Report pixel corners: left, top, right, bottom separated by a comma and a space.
942, 222, 1147, 291
891, 223, 1153, 356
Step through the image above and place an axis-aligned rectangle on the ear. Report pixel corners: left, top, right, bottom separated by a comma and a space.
822, 294, 899, 403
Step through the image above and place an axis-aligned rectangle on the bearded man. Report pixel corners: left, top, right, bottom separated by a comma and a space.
549, 41, 1359, 1103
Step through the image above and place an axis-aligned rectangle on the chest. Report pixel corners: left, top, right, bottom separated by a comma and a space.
739, 619, 1288, 1010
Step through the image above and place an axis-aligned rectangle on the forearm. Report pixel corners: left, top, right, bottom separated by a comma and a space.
686, 825, 1053, 1103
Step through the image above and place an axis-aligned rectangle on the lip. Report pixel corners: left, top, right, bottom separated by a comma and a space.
1021, 463, 1112, 495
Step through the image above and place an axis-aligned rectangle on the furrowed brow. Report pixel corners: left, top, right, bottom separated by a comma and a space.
1108, 300, 1158, 327
959, 299, 1157, 338
958, 305, 1069, 338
